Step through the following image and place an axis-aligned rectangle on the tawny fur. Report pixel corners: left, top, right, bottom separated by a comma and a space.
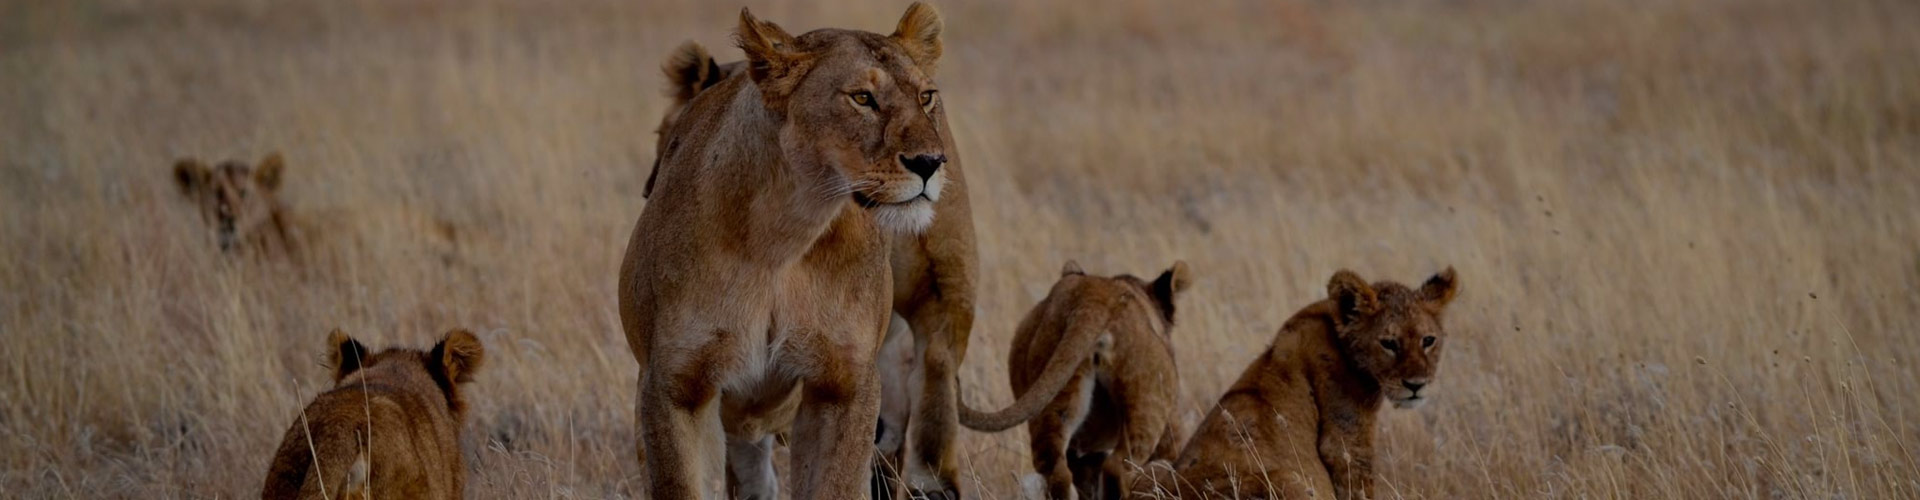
1138, 269, 1459, 500
262, 329, 486, 500
617, 3, 967, 498
636, 4, 981, 497
172, 153, 462, 267
966, 261, 1194, 500
173, 153, 298, 258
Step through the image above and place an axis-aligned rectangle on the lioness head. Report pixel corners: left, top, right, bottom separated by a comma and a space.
328, 328, 487, 415
172, 153, 284, 252
735, 2, 950, 233
1327, 268, 1460, 409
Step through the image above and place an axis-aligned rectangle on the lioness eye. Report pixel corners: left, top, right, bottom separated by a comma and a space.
851, 91, 876, 108
1380, 339, 1400, 352
1422, 336, 1436, 348
920, 90, 937, 107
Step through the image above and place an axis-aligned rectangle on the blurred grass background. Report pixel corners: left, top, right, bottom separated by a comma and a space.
2, 0, 1917, 497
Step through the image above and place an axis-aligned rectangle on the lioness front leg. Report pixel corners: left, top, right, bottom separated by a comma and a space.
790, 360, 881, 498
640, 339, 732, 499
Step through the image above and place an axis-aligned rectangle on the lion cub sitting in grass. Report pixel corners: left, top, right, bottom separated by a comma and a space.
962, 260, 1192, 500
1139, 268, 1458, 500
262, 329, 485, 500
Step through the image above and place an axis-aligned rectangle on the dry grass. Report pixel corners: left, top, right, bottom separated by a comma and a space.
4, 0, 1918, 497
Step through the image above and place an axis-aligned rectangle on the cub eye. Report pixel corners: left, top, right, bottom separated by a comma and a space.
919, 90, 938, 107
850, 91, 876, 108
1422, 336, 1437, 348
1379, 339, 1400, 352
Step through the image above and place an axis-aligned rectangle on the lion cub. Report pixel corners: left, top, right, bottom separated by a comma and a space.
962, 261, 1192, 500
174, 153, 296, 256
1144, 268, 1458, 500
262, 329, 485, 500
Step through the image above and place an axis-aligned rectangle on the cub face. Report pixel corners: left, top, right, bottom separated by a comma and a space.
172, 153, 284, 253
1327, 268, 1460, 408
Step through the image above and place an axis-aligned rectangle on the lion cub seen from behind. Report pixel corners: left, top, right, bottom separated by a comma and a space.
1146, 268, 1459, 500
262, 329, 485, 500
963, 260, 1193, 500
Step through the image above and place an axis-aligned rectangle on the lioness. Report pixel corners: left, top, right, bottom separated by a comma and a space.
616, 4, 955, 498
1143, 269, 1459, 499
262, 328, 485, 500
963, 261, 1193, 500
174, 153, 296, 256
645, 34, 981, 500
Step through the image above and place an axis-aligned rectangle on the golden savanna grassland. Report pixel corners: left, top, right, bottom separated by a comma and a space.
2, 0, 1916, 497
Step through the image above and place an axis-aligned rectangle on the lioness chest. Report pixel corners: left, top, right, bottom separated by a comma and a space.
671, 213, 892, 418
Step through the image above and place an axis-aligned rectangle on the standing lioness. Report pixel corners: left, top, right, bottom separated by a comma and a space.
617, 3, 952, 498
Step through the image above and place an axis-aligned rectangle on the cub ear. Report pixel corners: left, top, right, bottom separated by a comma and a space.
1418, 266, 1459, 308
1149, 260, 1194, 324
734, 7, 807, 106
327, 329, 370, 384
663, 41, 727, 102
890, 2, 944, 71
254, 152, 284, 191
173, 158, 209, 194
1326, 270, 1379, 328
1151, 260, 1194, 302
1163, 260, 1194, 294
430, 329, 486, 384
1060, 260, 1084, 277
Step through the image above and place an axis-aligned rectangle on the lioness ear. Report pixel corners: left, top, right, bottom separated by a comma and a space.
327, 329, 370, 384
735, 7, 806, 106
255, 152, 285, 191
1061, 260, 1084, 277
430, 328, 485, 384
891, 2, 944, 71
1327, 270, 1379, 328
663, 41, 726, 102
173, 158, 209, 194
1418, 267, 1460, 308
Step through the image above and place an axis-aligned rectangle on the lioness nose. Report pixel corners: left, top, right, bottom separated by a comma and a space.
1403, 379, 1428, 392
901, 153, 946, 181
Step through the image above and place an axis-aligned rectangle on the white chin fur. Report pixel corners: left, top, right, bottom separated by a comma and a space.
922, 171, 944, 202
873, 199, 936, 234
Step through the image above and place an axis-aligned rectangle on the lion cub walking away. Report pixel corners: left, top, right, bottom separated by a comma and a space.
262, 329, 485, 500
174, 153, 296, 257
962, 261, 1192, 500
1139, 269, 1458, 500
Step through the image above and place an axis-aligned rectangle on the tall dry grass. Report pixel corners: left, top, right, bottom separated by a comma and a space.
3, 0, 1917, 497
